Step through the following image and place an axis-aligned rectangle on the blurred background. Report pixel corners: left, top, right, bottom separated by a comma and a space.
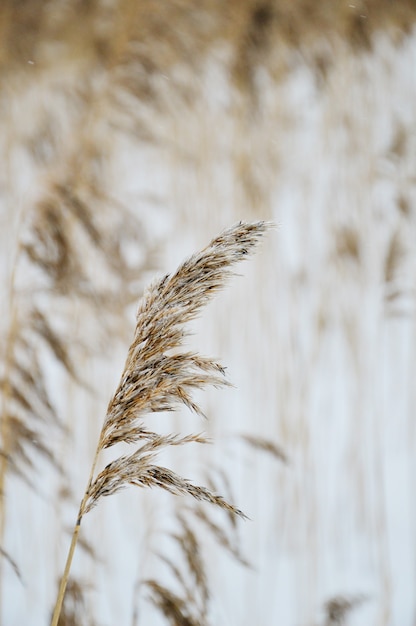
1, 1, 416, 625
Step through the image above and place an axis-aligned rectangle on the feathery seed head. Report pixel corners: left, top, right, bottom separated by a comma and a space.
85, 221, 272, 517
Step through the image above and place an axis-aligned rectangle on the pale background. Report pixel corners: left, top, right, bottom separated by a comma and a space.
1, 3, 416, 625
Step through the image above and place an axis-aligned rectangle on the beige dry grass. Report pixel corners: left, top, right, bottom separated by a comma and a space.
50, 221, 272, 626
57, 579, 96, 626
1, 2, 415, 624
146, 512, 210, 626
0, 152, 156, 622
1, 1, 415, 73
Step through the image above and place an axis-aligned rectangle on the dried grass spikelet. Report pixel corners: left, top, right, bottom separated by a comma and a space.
1, 174, 155, 483
195, 464, 251, 565
146, 463, 253, 626
0, 310, 66, 497
236, 432, 289, 464
334, 226, 361, 265
383, 229, 412, 315
384, 230, 405, 286
191, 496, 251, 569
0, 547, 21, 583
56, 578, 96, 626
0, 170, 155, 593
146, 512, 209, 626
324, 594, 367, 625
51, 220, 272, 626
22, 180, 156, 300
145, 580, 198, 626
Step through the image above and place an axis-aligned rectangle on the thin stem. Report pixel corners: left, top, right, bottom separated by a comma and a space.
50, 444, 101, 626
0, 204, 28, 626
50, 515, 82, 626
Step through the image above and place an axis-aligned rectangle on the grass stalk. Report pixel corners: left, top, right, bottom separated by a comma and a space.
50, 445, 100, 626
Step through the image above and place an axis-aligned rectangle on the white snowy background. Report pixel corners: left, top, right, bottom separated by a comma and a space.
1, 7, 416, 626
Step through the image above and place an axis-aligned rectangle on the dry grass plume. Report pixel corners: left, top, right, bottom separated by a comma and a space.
50, 220, 272, 626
